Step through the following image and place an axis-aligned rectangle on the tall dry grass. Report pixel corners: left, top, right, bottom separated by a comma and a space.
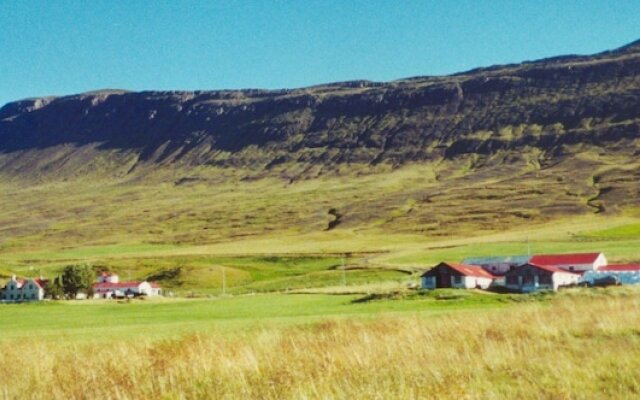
2, 292, 640, 399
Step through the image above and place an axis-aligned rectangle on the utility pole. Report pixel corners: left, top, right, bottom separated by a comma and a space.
527, 236, 531, 256
341, 254, 347, 286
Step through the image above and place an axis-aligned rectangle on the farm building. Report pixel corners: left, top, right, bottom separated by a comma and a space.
582, 264, 640, 286
0, 275, 48, 302
504, 263, 580, 292
92, 273, 161, 298
462, 255, 531, 275
421, 262, 495, 290
529, 252, 607, 272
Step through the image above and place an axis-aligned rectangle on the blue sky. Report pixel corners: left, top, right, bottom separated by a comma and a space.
1, 0, 639, 106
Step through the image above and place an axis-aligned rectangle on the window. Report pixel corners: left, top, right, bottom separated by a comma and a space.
453, 275, 462, 284
506, 275, 518, 285
539, 274, 552, 284
523, 272, 534, 285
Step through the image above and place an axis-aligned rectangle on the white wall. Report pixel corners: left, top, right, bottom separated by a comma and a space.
553, 272, 580, 289
93, 281, 161, 298
461, 276, 492, 289
506, 272, 579, 292
421, 275, 492, 290
21, 280, 44, 301
594, 254, 608, 270
555, 254, 606, 272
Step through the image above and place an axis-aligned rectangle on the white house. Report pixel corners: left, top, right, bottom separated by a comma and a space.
421, 262, 496, 290
92, 273, 161, 298
504, 263, 580, 292
1, 275, 47, 302
529, 253, 607, 272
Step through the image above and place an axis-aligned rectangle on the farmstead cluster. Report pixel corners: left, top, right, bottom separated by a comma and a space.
0, 272, 161, 302
421, 252, 640, 292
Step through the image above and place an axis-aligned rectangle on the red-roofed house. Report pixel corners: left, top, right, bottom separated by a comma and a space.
92, 274, 161, 298
421, 262, 496, 290
504, 263, 580, 292
529, 253, 607, 272
1, 275, 48, 302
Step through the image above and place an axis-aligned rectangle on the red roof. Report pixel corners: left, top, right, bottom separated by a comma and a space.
526, 263, 579, 275
3, 278, 48, 289
443, 262, 496, 279
599, 264, 640, 272
33, 279, 48, 288
93, 281, 144, 289
2, 279, 24, 289
530, 253, 602, 266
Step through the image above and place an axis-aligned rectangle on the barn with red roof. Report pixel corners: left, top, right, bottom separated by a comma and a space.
421, 262, 496, 289
92, 273, 161, 299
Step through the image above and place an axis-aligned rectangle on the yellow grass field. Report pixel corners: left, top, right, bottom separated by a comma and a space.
1, 288, 639, 399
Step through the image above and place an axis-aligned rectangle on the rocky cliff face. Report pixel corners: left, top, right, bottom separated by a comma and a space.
1, 41, 640, 177
1, 42, 640, 248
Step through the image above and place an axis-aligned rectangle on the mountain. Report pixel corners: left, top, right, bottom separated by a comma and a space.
0, 40, 639, 257
2, 40, 640, 175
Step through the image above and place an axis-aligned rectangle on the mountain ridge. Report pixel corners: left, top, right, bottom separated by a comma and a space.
1, 39, 639, 181
0, 40, 639, 254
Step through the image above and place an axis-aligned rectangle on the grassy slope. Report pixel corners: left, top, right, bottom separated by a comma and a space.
1, 157, 639, 293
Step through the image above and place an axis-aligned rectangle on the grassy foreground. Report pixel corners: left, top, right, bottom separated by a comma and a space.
1, 288, 640, 399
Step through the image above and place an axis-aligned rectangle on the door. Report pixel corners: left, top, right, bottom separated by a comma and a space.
438, 272, 452, 288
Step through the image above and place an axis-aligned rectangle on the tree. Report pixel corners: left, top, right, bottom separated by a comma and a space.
45, 276, 64, 299
60, 264, 95, 299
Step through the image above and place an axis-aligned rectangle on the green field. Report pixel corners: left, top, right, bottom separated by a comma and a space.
0, 290, 510, 342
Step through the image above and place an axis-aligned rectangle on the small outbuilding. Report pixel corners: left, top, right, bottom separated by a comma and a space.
504, 263, 580, 292
421, 262, 496, 290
